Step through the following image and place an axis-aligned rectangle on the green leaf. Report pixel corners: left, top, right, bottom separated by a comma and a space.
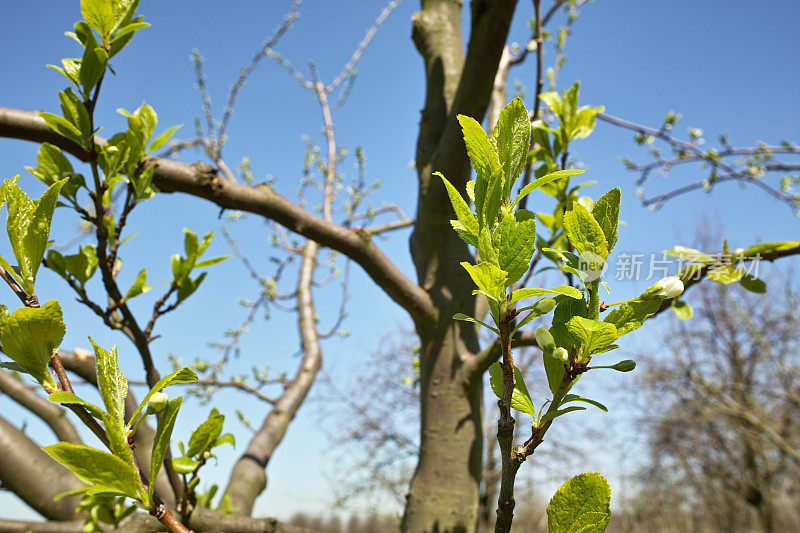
214, 433, 236, 448
130, 367, 198, 424
707, 265, 745, 284
563, 202, 608, 259
187, 408, 225, 458
671, 299, 693, 320
460, 262, 507, 301
562, 394, 608, 413
488, 362, 536, 416
194, 256, 229, 269
510, 285, 582, 305
31, 143, 75, 185
539, 406, 585, 425
547, 472, 611, 533
543, 350, 566, 395
565, 317, 618, 354
88, 339, 127, 427
150, 397, 183, 496
739, 274, 766, 293
458, 114, 502, 227
603, 299, 661, 336
48, 391, 107, 420
177, 272, 207, 303
550, 297, 588, 350
591, 188, 620, 252
79, 46, 108, 93
453, 313, 500, 335
496, 212, 536, 285
148, 125, 181, 153
43, 442, 142, 500
111, 0, 140, 30
482, 167, 504, 227
512, 169, 584, 207
740, 239, 800, 258
0, 301, 65, 387
48, 245, 99, 286
606, 360, 636, 372
81, 0, 115, 37
108, 16, 146, 57
663, 245, 714, 263
437, 172, 478, 237
124, 269, 152, 300
172, 456, 201, 475
491, 97, 531, 198
565, 511, 611, 533
5, 179, 68, 293
57, 89, 92, 142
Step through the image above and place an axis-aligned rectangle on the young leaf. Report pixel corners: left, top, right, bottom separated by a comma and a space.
739, 274, 766, 293
150, 397, 183, 495
496, 212, 536, 285
542, 351, 566, 395
562, 394, 608, 413
172, 456, 201, 475
538, 405, 585, 426
5, 179, 68, 293
130, 367, 197, 423
187, 408, 225, 458
48, 391, 107, 420
457, 114, 502, 226
0, 301, 65, 387
148, 125, 181, 153
79, 46, 108, 93
591, 188, 620, 251
453, 313, 500, 335
460, 262, 507, 302
44, 443, 142, 500
511, 169, 584, 207
488, 362, 536, 416
565, 317, 618, 354
81, 0, 115, 38
39, 113, 84, 146
671, 299, 693, 320
124, 269, 152, 300
563, 202, 609, 259
491, 97, 531, 198
546, 471, 611, 533
510, 285, 582, 305
482, 167, 504, 227
603, 299, 661, 336
437, 172, 479, 237
89, 339, 127, 425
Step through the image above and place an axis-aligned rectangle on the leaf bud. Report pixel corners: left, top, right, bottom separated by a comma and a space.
535, 327, 556, 353
146, 392, 169, 414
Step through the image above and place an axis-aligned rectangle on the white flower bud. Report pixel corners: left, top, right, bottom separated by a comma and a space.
146, 392, 169, 414
644, 276, 684, 300
554, 347, 570, 364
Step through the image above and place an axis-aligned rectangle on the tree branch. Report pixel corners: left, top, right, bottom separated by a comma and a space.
0, 106, 436, 324
0, 415, 84, 521
222, 241, 324, 515
0, 370, 82, 445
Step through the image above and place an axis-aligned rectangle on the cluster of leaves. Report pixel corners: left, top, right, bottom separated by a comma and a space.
441, 90, 690, 531
172, 407, 236, 512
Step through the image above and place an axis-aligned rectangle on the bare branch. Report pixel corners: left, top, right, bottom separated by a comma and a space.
0, 106, 436, 323
0, 370, 82, 444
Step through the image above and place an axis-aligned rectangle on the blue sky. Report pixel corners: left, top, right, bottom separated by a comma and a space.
0, 0, 798, 522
